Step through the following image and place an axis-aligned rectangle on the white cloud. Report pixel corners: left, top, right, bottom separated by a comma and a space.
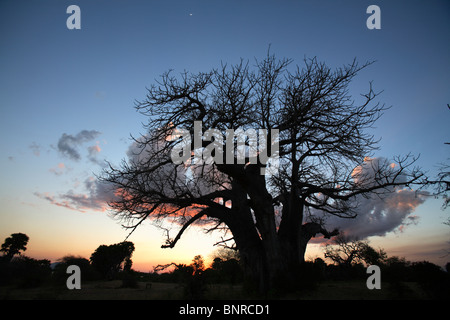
310, 157, 429, 242
319, 188, 427, 240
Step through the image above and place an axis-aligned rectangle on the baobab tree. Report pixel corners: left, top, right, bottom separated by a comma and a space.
101, 52, 424, 292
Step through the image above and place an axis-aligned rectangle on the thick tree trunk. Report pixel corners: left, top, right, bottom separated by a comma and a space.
225, 170, 288, 292
244, 168, 288, 289
225, 206, 266, 291
278, 193, 304, 265
225, 168, 339, 293
223, 179, 267, 291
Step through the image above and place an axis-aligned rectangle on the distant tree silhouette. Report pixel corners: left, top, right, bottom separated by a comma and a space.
383, 255, 411, 283
191, 255, 205, 275
102, 51, 426, 292
211, 257, 242, 284
0, 233, 29, 262
324, 234, 385, 266
0, 255, 51, 288
209, 247, 242, 284
10, 256, 51, 288
211, 247, 240, 261
182, 255, 207, 299
360, 243, 387, 266
58, 254, 86, 265
90, 241, 135, 279
410, 261, 450, 299
153, 255, 208, 298
52, 255, 100, 283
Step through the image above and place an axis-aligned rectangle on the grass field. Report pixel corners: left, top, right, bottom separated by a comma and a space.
0, 280, 431, 300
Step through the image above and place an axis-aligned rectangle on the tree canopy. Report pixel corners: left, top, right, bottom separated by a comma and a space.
102, 52, 425, 292
90, 241, 135, 279
1, 233, 29, 262
324, 234, 386, 266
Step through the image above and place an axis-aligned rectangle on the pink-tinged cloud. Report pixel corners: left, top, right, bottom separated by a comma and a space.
89, 145, 101, 153
87, 143, 104, 165
34, 191, 81, 212
34, 177, 116, 213
49, 163, 67, 176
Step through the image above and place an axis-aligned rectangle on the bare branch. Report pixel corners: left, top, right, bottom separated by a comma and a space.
161, 211, 205, 249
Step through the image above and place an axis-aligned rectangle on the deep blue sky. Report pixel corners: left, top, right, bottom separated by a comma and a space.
0, 0, 449, 269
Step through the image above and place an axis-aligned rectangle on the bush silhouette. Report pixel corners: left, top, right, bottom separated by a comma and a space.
52, 255, 101, 286
4, 256, 52, 288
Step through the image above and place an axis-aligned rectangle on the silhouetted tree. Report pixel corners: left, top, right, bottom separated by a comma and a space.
7, 256, 51, 288
383, 255, 411, 282
172, 263, 194, 283
0, 233, 29, 262
211, 257, 242, 284
102, 51, 425, 292
53, 255, 100, 283
410, 261, 450, 299
324, 234, 385, 266
123, 257, 132, 272
59, 255, 91, 267
185, 255, 207, 299
153, 255, 208, 298
90, 241, 135, 279
211, 247, 240, 262
209, 248, 242, 284
360, 244, 387, 266
191, 255, 205, 275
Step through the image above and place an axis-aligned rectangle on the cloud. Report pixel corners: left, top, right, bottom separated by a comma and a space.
38, 134, 188, 214
34, 177, 116, 213
38, 144, 429, 241
29, 142, 42, 157
57, 130, 101, 161
87, 144, 104, 165
34, 192, 76, 211
35, 130, 108, 212
310, 157, 429, 242
318, 189, 427, 241
88, 144, 101, 155
49, 162, 68, 176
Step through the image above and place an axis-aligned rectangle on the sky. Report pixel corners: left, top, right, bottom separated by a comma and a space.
0, 0, 449, 272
